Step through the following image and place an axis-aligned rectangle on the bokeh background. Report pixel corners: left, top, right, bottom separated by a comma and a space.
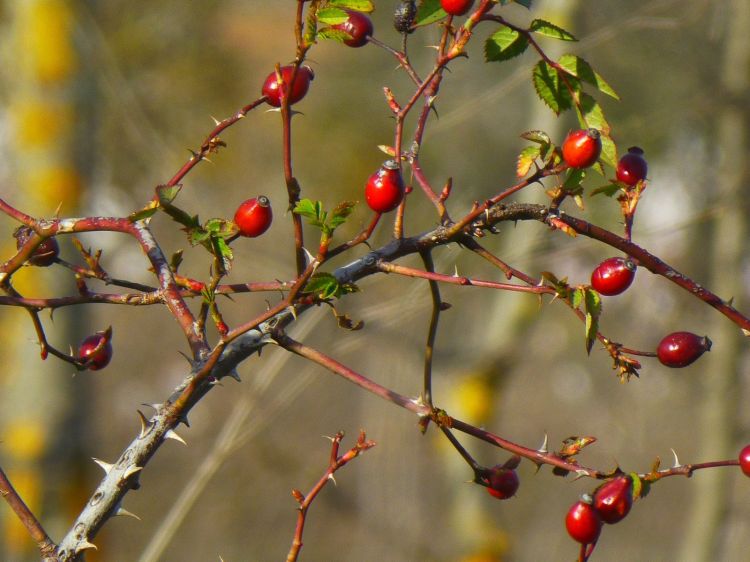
0, 0, 749, 560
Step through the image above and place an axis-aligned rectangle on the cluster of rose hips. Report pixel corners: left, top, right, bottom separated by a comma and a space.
559, 130, 713, 370
565, 474, 635, 549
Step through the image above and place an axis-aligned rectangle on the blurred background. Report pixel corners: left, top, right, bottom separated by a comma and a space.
0, 0, 749, 560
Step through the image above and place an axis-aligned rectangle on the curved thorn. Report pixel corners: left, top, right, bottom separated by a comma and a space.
137, 410, 151, 438
92, 457, 114, 475
164, 429, 187, 446
114, 505, 141, 520
75, 540, 97, 553
122, 465, 143, 480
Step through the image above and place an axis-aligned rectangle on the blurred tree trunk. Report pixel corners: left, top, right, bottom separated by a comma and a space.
0, 1, 92, 558
678, 2, 750, 561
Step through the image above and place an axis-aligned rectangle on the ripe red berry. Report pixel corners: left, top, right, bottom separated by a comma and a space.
485, 464, 520, 500
440, 0, 475, 16
657, 331, 712, 368
616, 146, 648, 186
566, 499, 602, 545
590, 257, 636, 296
78, 331, 113, 371
365, 160, 405, 213
562, 128, 602, 169
739, 445, 750, 477
261, 65, 314, 107
14, 226, 59, 267
593, 476, 633, 524
332, 10, 373, 48
234, 196, 273, 238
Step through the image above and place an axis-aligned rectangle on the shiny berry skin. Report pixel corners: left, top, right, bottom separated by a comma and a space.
590, 257, 636, 296
393, 1, 417, 33
440, 0, 475, 16
261, 65, 314, 107
234, 196, 273, 238
78, 332, 113, 371
365, 160, 405, 213
739, 445, 750, 477
616, 146, 648, 186
14, 226, 59, 267
332, 10, 373, 48
486, 465, 520, 500
657, 331, 712, 368
593, 476, 633, 524
566, 500, 602, 545
562, 128, 602, 169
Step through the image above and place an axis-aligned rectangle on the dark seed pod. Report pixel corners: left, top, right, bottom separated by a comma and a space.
393, 1, 417, 34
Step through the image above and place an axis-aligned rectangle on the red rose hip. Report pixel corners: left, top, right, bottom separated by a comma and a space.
590, 257, 636, 296
14, 226, 59, 267
332, 10, 373, 48
657, 331, 712, 368
485, 461, 520, 500
739, 445, 750, 477
441, 0, 475, 16
616, 146, 648, 186
261, 65, 314, 107
365, 160, 405, 213
593, 475, 633, 524
78, 331, 113, 371
562, 128, 602, 169
234, 196, 273, 238
566, 499, 602, 545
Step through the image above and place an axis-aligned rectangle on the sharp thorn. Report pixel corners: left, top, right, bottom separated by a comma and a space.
671, 448, 681, 468
226, 369, 242, 382
328, 474, 337, 486
538, 433, 549, 454
164, 429, 187, 446
210, 115, 221, 126
75, 540, 97, 553
137, 410, 151, 438
114, 505, 141, 520
123, 465, 143, 480
92, 457, 114, 475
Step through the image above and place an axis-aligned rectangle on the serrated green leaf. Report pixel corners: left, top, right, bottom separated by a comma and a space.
529, 19, 576, 41
189, 228, 210, 245
485, 27, 529, 62
563, 168, 585, 192
415, 0, 446, 26
329, 0, 374, 12
303, 272, 339, 299
304, 7, 318, 46
570, 287, 584, 309
204, 218, 234, 237
558, 54, 619, 99
599, 132, 617, 170
317, 7, 349, 25
294, 198, 318, 220
532, 60, 572, 115
318, 27, 351, 42
521, 130, 551, 144
516, 145, 540, 177
329, 201, 356, 229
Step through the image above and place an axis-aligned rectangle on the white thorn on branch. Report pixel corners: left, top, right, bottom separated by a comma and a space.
92, 458, 114, 475
164, 429, 187, 446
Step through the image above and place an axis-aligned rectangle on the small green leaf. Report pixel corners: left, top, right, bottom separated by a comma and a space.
318, 28, 350, 42
204, 218, 235, 237
329, 0, 374, 12
629, 472, 643, 500
570, 287, 584, 310
516, 145, 540, 177
563, 168, 586, 192
590, 181, 623, 197
128, 206, 158, 222
156, 184, 182, 205
485, 27, 529, 62
415, 0, 446, 26
584, 288, 602, 354
304, 8, 318, 46
317, 7, 349, 25
532, 60, 572, 115
303, 272, 340, 299
529, 19, 576, 41
558, 54, 619, 100
521, 130, 551, 144
329, 201, 356, 229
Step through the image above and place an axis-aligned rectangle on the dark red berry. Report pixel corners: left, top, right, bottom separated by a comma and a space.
566, 499, 602, 545
739, 445, 750, 477
14, 225, 59, 267
485, 464, 520, 500
261, 65, 314, 107
332, 10, 373, 48
440, 0, 475, 16
78, 331, 113, 371
234, 196, 273, 238
393, 1, 417, 33
562, 128, 602, 169
590, 257, 636, 296
593, 476, 633, 524
365, 160, 405, 213
657, 331, 712, 368
616, 146, 648, 186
